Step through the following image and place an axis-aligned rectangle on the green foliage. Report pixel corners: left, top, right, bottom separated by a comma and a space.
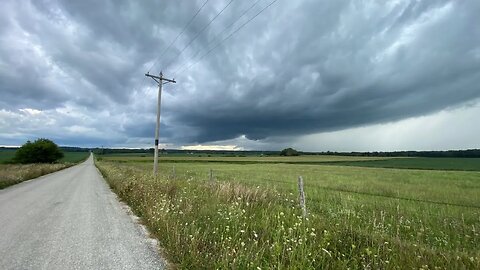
14, 138, 64, 164
280, 148, 299, 156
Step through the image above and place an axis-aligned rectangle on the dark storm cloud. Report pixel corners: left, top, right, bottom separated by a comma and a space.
1, 0, 479, 147
166, 0, 480, 143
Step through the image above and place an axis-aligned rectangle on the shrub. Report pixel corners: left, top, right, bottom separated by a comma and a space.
280, 148, 299, 156
14, 138, 64, 164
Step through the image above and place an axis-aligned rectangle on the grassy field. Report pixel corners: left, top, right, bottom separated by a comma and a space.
0, 151, 90, 189
98, 154, 394, 165
99, 153, 389, 163
98, 154, 480, 171
322, 158, 480, 171
96, 155, 480, 269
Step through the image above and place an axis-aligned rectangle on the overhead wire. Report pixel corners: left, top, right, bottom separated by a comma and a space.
163, 0, 236, 72
138, 0, 209, 100
171, 0, 263, 76
173, 0, 279, 77
147, 0, 209, 74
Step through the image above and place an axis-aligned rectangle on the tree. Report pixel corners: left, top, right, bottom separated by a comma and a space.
280, 148, 299, 156
14, 138, 64, 164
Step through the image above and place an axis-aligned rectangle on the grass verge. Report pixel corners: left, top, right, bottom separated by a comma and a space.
0, 152, 90, 189
0, 163, 70, 189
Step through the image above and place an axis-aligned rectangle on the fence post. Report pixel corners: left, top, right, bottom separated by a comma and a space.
298, 176, 307, 218
209, 168, 213, 181
172, 165, 176, 179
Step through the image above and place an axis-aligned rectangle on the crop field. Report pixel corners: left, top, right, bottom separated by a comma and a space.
0, 151, 90, 189
96, 154, 480, 269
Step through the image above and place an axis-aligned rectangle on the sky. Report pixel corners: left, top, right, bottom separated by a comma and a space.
0, 0, 479, 151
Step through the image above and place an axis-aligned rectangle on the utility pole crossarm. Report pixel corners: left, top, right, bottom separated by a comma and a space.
145, 73, 176, 84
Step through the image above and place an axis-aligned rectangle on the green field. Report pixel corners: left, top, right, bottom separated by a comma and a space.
323, 157, 480, 171
59, 152, 91, 163
99, 154, 480, 171
96, 154, 480, 269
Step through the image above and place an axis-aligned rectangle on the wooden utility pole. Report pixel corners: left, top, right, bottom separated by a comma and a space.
145, 71, 176, 176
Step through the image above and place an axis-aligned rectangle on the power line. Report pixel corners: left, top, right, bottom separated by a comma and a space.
171, 0, 263, 75
139, 1, 208, 104
147, 0, 209, 73
163, 0, 235, 71
174, 0, 279, 76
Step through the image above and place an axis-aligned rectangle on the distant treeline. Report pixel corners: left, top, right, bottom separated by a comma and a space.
60, 146, 91, 152
305, 149, 480, 158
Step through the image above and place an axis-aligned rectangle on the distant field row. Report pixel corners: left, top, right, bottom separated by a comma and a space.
98, 154, 480, 171
100, 153, 389, 162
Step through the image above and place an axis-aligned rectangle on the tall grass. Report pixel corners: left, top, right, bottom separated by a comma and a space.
0, 163, 69, 189
97, 160, 480, 269
0, 152, 90, 189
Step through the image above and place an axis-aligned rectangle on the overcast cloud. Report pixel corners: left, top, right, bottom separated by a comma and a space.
1, 0, 479, 150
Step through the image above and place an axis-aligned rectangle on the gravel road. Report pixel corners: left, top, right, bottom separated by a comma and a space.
0, 154, 166, 270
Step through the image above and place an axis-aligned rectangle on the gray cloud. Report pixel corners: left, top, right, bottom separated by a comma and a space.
0, 0, 479, 149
